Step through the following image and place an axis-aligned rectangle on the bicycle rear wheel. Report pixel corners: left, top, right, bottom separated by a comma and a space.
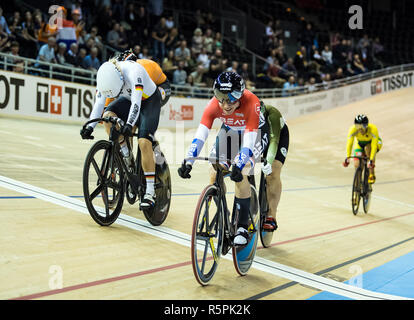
141, 144, 171, 226
191, 185, 223, 286
232, 183, 259, 276
83, 140, 124, 226
259, 172, 273, 248
352, 167, 362, 215
363, 166, 372, 214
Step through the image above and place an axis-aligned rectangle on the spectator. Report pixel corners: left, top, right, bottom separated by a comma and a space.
133, 45, 142, 59
117, 24, 129, 50
275, 47, 287, 66
357, 34, 370, 61
83, 46, 100, 71
333, 38, 348, 68
190, 63, 207, 86
36, 36, 57, 65
226, 60, 239, 73
65, 42, 78, 66
37, 10, 58, 46
85, 26, 103, 51
162, 49, 177, 80
280, 57, 297, 79
173, 60, 187, 85
125, 2, 137, 28
174, 40, 191, 66
194, 10, 205, 28
265, 20, 274, 39
107, 22, 120, 48
332, 67, 344, 81
0, 24, 10, 52
191, 27, 203, 55
197, 47, 210, 70
56, 42, 68, 65
141, 46, 152, 59
300, 23, 316, 60
307, 77, 317, 92
205, 12, 219, 31
321, 44, 333, 66
136, 6, 150, 43
294, 48, 307, 77
267, 60, 286, 88
352, 53, 368, 75
239, 62, 255, 89
55, 7, 77, 49
322, 73, 332, 89
71, 9, 85, 41
8, 11, 22, 36
165, 27, 179, 52
77, 47, 87, 67
0, 7, 11, 35
71, 1, 83, 19
206, 48, 227, 86
213, 32, 222, 51
203, 28, 214, 54
6, 41, 22, 69
282, 75, 298, 97
112, 0, 125, 22
151, 17, 168, 63
165, 16, 174, 30
12, 60, 24, 73
20, 10, 38, 58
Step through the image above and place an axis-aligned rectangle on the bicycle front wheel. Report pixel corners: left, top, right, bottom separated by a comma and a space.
352, 167, 362, 215
83, 140, 124, 226
191, 185, 223, 286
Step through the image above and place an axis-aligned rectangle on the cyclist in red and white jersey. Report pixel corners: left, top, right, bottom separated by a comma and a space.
178, 71, 261, 246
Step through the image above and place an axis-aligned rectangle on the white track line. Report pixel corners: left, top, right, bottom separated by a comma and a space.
0, 175, 410, 300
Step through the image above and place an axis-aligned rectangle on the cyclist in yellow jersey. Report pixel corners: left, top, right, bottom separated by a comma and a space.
343, 114, 383, 184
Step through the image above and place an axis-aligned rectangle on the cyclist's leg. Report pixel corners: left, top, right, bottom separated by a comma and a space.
265, 125, 289, 229
103, 97, 132, 156
137, 89, 161, 201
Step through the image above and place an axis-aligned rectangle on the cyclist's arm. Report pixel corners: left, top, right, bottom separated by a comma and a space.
265, 105, 283, 165
124, 67, 144, 127
87, 91, 107, 129
369, 125, 379, 160
235, 99, 260, 170
346, 126, 356, 158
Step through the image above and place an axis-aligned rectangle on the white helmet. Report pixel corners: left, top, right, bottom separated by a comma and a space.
96, 61, 124, 98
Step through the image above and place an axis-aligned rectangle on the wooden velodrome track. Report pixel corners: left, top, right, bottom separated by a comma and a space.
1, 88, 413, 300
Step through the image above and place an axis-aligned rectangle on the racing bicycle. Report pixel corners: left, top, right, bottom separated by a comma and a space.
189, 157, 259, 285
81, 117, 171, 226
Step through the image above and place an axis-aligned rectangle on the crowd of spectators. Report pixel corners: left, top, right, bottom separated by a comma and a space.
0, 1, 388, 95
260, 20, 387, 96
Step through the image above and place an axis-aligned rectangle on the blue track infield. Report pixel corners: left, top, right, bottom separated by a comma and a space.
309, 250, 414, 300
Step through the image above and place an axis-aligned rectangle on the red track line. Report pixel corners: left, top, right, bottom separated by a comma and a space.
10, 260, 192, 300
10, 211, 414, 300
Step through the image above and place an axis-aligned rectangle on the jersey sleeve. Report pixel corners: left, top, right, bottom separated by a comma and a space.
124, 66, 144, 127
369, 124, 379, 160
346, 125, 356, 158
88, 90, 107, 129
265, 105, 283, 165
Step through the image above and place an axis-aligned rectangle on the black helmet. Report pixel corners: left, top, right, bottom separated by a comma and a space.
354, 114, 369, 127
213, 71, 245, 103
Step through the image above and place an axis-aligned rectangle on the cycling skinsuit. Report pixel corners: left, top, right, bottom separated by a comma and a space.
88, 60, 161, 141
186, 89, 261, 171
258, 103, 289, 165
346, 123, 383, 161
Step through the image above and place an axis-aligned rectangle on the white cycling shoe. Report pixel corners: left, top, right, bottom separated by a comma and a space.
233, 227, 249, 246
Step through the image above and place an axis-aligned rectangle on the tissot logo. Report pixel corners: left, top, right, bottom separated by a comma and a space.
371, 72, 413, 95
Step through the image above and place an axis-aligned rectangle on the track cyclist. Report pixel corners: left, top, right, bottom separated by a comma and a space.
343, 114, 382, 184
80, 50, 170, 209
257, 101, 290, 232
178, 71, 262, 246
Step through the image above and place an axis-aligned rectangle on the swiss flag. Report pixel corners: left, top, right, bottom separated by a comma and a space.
50, 85, 62, 114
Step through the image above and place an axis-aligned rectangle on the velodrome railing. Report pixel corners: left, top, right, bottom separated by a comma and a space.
1, 52, 413, 98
